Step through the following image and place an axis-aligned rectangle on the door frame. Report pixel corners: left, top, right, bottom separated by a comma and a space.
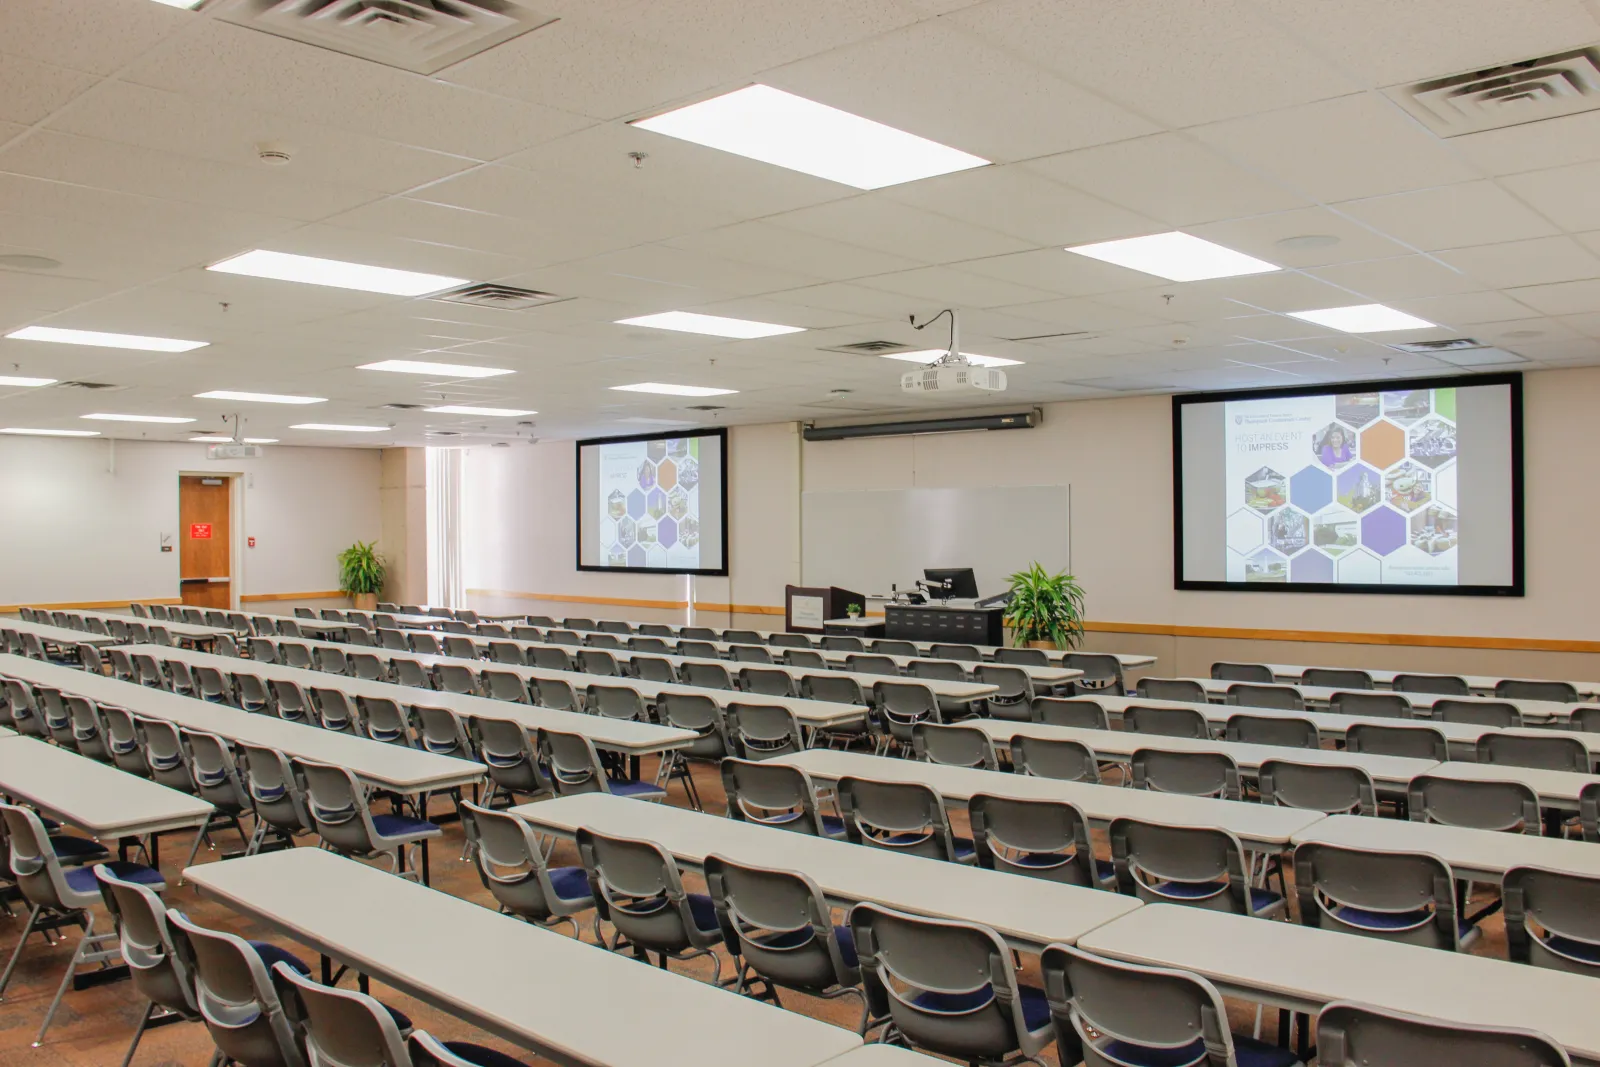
178, 470, 246, 611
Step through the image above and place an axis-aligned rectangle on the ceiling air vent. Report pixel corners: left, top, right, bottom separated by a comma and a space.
434, 282, 567, 311
684, 404, 726, 411
53, 380, 120, 390
380, 402, 426, 410
1390, 338, 1528, 367
1389, 48, 1600, 136
819, 340, 916, 355
213, 0, 555, 76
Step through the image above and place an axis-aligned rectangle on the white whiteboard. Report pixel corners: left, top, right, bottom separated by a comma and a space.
801, 485, 1070, 598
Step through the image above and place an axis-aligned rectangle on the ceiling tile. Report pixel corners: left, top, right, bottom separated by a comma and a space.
1337, 180, 1561, 251
0, 53, 99, 125
1190, 207, 1413, 268
1392, 290, 1543, 327
326, 197, 638, 268
1502, 278, 1600, 317
953, 248, 1164, 297
886, 164, 1157, 248
664, 221, 922, 281
0, 0, 184, 75
1310, 255, 1482, 300
764, 196, 1033, 264
856, 266, 1060, 309
1445, 109, 1600, 179
1500, 160, 1600, 233
1436, 236, 1600, 289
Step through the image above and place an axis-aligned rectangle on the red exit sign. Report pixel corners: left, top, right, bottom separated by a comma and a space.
190, 523, 212, 539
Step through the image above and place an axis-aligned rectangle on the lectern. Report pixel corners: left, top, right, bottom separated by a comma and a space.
784, 584, 867, 633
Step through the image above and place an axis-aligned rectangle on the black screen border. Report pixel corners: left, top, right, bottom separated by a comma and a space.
1171, 372, 1523, 598
574, 426, 731, 577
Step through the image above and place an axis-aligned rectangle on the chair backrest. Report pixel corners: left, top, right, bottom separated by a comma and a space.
1329, 690, 1413, 719
0, 803, 79, 910
409, 631, 444, 655
1393, 673, 1471, 696
166, 911, 303, 1067
656, 693, 728, 761
729, 643, 772, 664
725, 702, 803, 760
995, 646, 1049, 666
931, 643, 982, 663
294, 760, 387, 859
1345, 721, 1449, 761
677, 640, 720, 659
1010, 734, 1100, 783
534, 677, 579, 713
236, 743, 313, 838
845, 653, 900, 677
1294, 842, 1463, 949
313, 645, 348, 676
1131, 748, 1241, 800
1478, 732, 1589, 772
1410, 774, 1540, 833
1110, 818, 1254, 914
682, 661, 733, 690
820, 635, 863, 652
487, 641, 526, 665
872, 640, 919, 656
1433, 698, 1521, 728
1496, 679, 1580, 703
969, 794, 1099, 886
1225, 712, 1319, 749
476, 623, 509, 638
589, 683, 646, 722
480, 668, 530, 704
704, 854, 857, 994
975, 664, 1033, 705
912, 722, 998, 769
1137, 678, 1208, 703
1260, 759, 1377, 815
627, 636, 669, 654
873, 680, 941, 735
678, 626, 716, 640
908, 658, 966, 683
1210, 661, 1274, 682
576, 827, 712, 956
378, 628, 409, 651
442, 635, 477, 659
357, 696, 412, 746
723, 629, 762, 644
95, 863, 196, 1016
468, 717, 548, 800
1225, 682, 1304, 710
1124, 704, 1209, 739
563, 617, 596, 631
275, 619, 304, 639
247, 636, 279, 663
720, 757, 833, 835
584, 632, 623, 650
801, 673, 866, 706
528, 645, 573, 671
273, 959, 410, 1067
434, 662, 478, 694
1316, 1001, 1570, 1067
310, 686, 359, 733
1032, 696, 1109, 730
279, 642, 313, 670
630, 655, 677, 683
268, 678, 313, 723
739, 666, 796, 698
636, 622, 674, 637
837, 776, 962, 862
768, 632, 812, 649
1504, 865, 1600, 976
348, 652, 388, 682
1302, 667, 1374, 690
538, 729, 613, 797
410, 704, 471, 759
185, 730, 249, 812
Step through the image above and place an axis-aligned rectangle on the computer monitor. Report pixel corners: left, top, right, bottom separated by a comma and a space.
923, 567, 979, 599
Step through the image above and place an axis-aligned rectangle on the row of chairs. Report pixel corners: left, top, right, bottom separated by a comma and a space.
1211, 661, 1586, 703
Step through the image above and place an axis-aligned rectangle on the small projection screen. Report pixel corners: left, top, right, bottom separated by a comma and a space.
1173, 373, 1522, 596
576, 428, 728, 575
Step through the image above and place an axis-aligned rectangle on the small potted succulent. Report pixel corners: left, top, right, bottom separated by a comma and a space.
338, 540, 386, 612
1003, 563, 1085, 650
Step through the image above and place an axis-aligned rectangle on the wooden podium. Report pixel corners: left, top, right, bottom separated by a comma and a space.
784, 584, 867, 633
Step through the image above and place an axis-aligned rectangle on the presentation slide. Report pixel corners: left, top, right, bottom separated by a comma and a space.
1176, 375, 1521, 594
576, 430, 727, 575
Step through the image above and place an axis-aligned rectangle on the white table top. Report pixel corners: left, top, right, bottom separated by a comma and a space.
972, 721, 1439, 785
0, 734, 213, 838
130, 645, 697, 757
821, 617, 884, 630
72, 610, 233, 638
1291, 813, 1600, 881
188, 849, 864, 1067
0, 654, 486, 793
1427, 759, 1599, 806
1078, 904, 1600, 1066
1178, 676, 1587, 724
2, 618, 121, 646
770, 750, 1325, 849
1263, 662, 1600, 700
512, 793, 1141, 952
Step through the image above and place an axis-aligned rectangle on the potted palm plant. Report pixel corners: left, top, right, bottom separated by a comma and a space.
338, 541, 386, 612
1003, 563, 1086, 650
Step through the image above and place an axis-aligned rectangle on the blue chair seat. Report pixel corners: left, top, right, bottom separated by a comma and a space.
755, 924, 858, 968
371, 813, 441, 840
440, 1041, 534, 1067
1156, 880, 1281, 914
819, 814, 846, 837
1542, 932, 1600, 963
953, 836, 975, 860
65, 860, 162, 894
609, 779, 666, 800
50, 835, 110, 863
912, 983, 1051, 1032
686, 892, 721, 935
385, 1004, 414, 1032
547, 866, 592, 903
250, 941, 311, 975
1103, 1032, 1299, 1067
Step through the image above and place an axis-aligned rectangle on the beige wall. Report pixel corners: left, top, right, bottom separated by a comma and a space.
379, 447, 427, 606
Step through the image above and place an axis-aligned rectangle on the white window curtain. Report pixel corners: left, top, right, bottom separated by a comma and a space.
425, 447, 464, 609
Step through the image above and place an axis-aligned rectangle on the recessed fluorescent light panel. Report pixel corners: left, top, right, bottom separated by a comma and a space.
632, 84, 989, 190
290, 423, 388, 432
148, 0, 204, 7
880, 350, 1023, 368
0, 376, 57, 387
358, 359, 514, 378
610, 383, 738, 397
425, 405, 537, 417
616, 311, 804, 339
208, 250, 467, 297
5, 326, 208, 352
82, 413, 196, 424
0, 428, 99, 437
1287, 304, 1438, 333
1065, 232, 1280, 282
191, 436, 279, 443
194, 390, 326, 404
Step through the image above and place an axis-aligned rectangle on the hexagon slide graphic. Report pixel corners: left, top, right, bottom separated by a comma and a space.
606, 491, 626, 520
658, 459, 677, 490
1360, 420, 1405, 470
1289, 466, 1332, 514
646, 488, 666, 520
617, 516, 636, 548
600, 517, 617, 545
1311, 421, 1358, 470
667, 438, 689, 459
667, 486, 689, 521
678, 456, 700, 491
1312, 507, 1359, 556
1361, 506, 1406, 556
1407, 418, 1457, 469
680, 515, 700, 548
1435, 463, 1457, 510
1335, 464, 1381, 514
627, 544, 646, 566
1383, 462, 1432, 513
1244, 467, 1286, 512
1227, 509, 1264, 555
1337, 548, 1381, 583
1244, 548, 1287, 583
1267, 507, 1310, 556
626, 489, 646, 519
1409, 505, 1457, 555
1336, 392, 1380, 429
637, 520, 657, 546
1292, 550, 1333, 582
646, 439, 667, 463
659, 516, 678, 548
636, 461, 657, 491
1382, 389, 1431, 425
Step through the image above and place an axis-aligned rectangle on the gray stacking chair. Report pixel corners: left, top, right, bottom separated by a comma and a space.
874, 679, 942, 753
38, 686, 76, 748
836, 776, 974, 863
1394, 673, 1471, 696
800, 673, 873, 749
1211, 661, 1274, 682
589, 683, 648, 722
1409, 774, 1540, 833
133, 651, 168, 688
1259, 759, 1377, 816
525, 615, 559, 629
488, 640, 526, 665
821, 635, 864, 652
213, 632, 243, 657
1027, 697, 1106, 732
584, 632, 623, 651
576, 827, 723, 979
678, 639, 721, 659
411, 705, 474, 763
704, 856, 867, 1031
1294, 842, 1476, 949
237, 744, 315, 854
409, 631, 445, 655
310, 686, 360, 734
140, 717, 200, 795
248, 636, 280, 663
720, 757, 843, 838
677, 625, 716, 640
1504, 866, 1600, 976
729, 643, 772, 664
480, 668, 531, 704
1498, 679, 1580, 703
269, 678, 314, 724
95, 864, 202, 1067
443, 636, 478, 659
655, 693, 728, 810
357, 696, 413, 747
193, 664, 234, 704
1226, 682, 1304, 711
723, 629, 762, 644
725, 702, 804, 760
76, 642, 106, 675
1125, 704, 1210, 739
393, 657, 435, 690
313, 645, 348, 676
564, 617, 598, 632
769, 632, 812, 649
1303, 667, 1374, 690
279, 641, 314, 670
293, 760, 441, 883
931, 643, 983, 662
630, 655, 677, 683
234, 671, 273, 714
167, 659, 199, 697
846, 653, 900, 676
1137, 677, 1208, 703
434, 662, 478, 695
1225, 713, 1320, 749
1432, 698, 1522, 728
1346, 721, 1449, 761
349, 651, 389, 682
108, 646, 138, 682
1111, 818, 1284, 917
976, 664, 1034, 721
272, 962, 416, 1065
1478, 732, 1589, 772
850, 903, 1052, 1064
467, 717, 550, 808
1316, 1001, 1567, 1067
294, 607, 317, 620
184, 729, 252, 848
99, 704, 150, 777
3, 678, 45, 738
996, 647, 1049, 667
547, 629, 584, 647
871, 640, 918, 656
628, 636, 670, 653
910, 658, 979, 718
576, 645, 621, 673
534, 677, 581, 712
1332, 690, 1414, 719
1043, 943, 1307, 1067
969, 794, 1112, 888
740, 665, 797, 697
274, 618, 305, 639
165, 912, 307, 1067
1132, 749, 1241, 800
64, 696, 109, 761
539, 729, 666, 801
1011, 734, 1101, 783
410, 1030, 536, 1067
528, 645, 573, 671
912, 722, 998, 770
379, 628, 410, 651
462, 802, 592, 935
682, 660, 734, 690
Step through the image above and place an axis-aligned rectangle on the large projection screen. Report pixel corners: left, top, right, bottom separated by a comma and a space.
576, 428, 728, 576
1174, 373, 1523, 596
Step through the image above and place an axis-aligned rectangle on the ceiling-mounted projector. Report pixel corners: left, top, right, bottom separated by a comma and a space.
207, 443, 264, 460
901, 307, 1007, 394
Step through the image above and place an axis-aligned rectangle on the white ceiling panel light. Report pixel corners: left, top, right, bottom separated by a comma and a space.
0, 376, 58, 387
611, 383, 739, 397
0, 428, 100, 437
82, 413, 196, 424
194, 390, 327, 404
1287, 304, 1438, 333
1065, 232, 1281, 282
147, 0, 204, 7
190, 436, 279, 443
425, 405, 537, 417
631, 84, 990, 190
5, 326, 209, 352
615, 311, 805, 339
208, 250, 468, 297
879, 350, 1024, 368
358, 359, 514, 378
290, 423, 389, 432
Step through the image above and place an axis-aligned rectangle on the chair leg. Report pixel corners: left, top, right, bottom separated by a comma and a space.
0, 904, 42, 998
35, 914, 96, 1046
120, 1001, 155, 1067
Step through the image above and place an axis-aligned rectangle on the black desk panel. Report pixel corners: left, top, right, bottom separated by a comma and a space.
884, 604, 1004, 646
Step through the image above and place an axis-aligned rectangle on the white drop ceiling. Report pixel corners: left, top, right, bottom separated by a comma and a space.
4, 0, 1600, 445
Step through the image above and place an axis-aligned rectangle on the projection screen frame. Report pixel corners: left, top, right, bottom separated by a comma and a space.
1171, 371, 1524, 597
575, 426, 730, 577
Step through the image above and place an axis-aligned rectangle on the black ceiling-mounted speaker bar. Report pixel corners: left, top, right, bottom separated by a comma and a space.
802, 409, 1038, 442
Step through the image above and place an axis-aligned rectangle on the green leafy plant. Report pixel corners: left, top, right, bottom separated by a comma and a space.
337, 541, 387, 596
1003, 563, 1085, 649
845, 601, 863, 617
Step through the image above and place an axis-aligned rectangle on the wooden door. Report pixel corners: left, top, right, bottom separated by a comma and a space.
179, 476, 231, 608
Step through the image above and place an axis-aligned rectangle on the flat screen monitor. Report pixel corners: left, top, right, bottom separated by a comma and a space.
575, 428, 728, 575
1173, 373, 1522, 596
924, 567, 979, 599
